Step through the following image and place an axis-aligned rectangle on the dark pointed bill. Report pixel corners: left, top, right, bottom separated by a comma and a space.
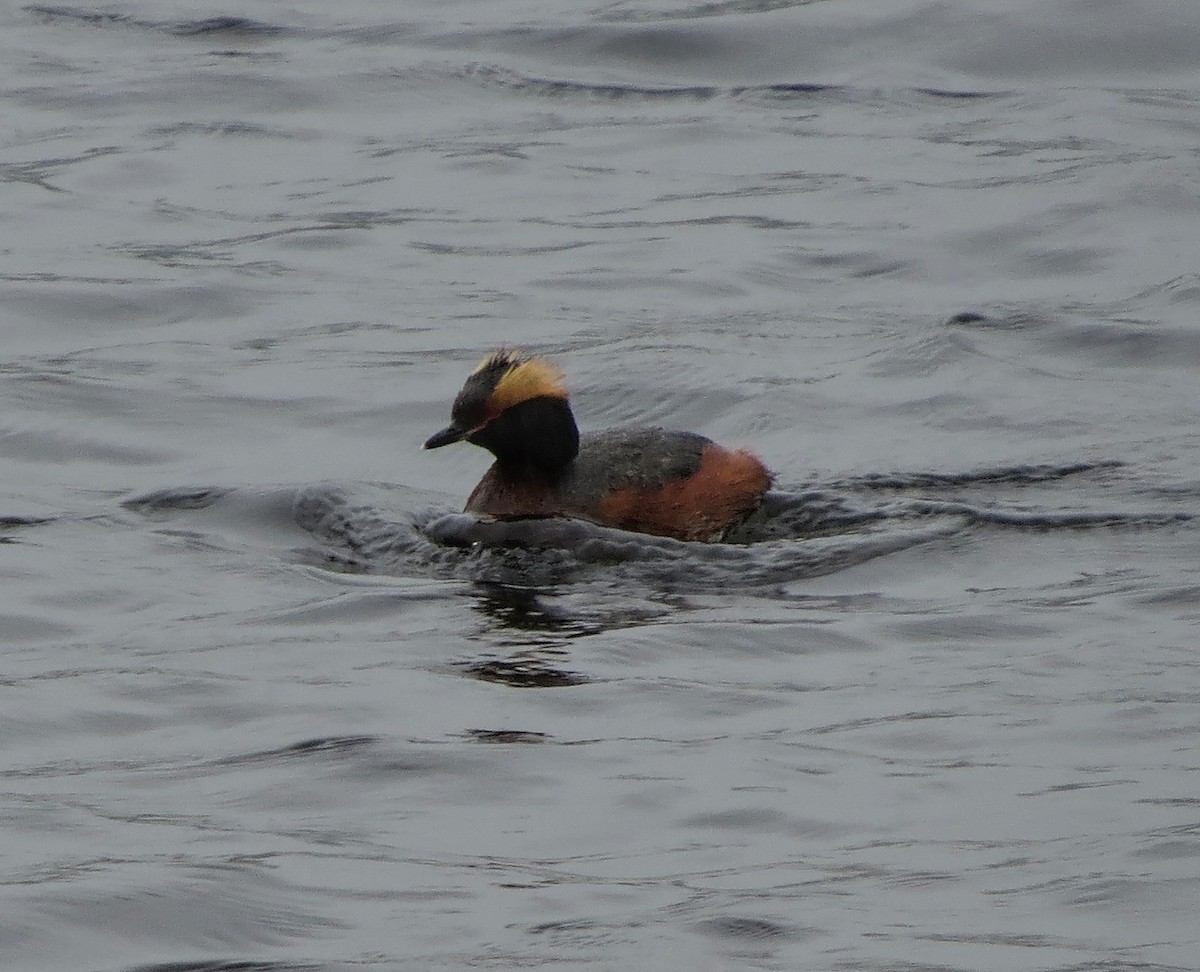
423, 425, 466, 449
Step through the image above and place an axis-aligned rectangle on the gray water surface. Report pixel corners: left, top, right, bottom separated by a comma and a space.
3, 1, 1199, 970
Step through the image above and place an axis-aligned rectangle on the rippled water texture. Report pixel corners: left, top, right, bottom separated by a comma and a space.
3, 1, 1200, 970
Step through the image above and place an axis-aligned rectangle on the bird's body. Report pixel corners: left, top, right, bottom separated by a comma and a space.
424, 350, 771, 542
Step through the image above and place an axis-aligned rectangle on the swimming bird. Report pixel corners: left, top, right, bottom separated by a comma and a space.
423, 349, 772, 541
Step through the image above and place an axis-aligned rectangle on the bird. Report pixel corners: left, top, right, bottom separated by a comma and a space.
423, 349, 772, 542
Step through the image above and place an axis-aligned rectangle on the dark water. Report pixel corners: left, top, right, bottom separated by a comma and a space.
3, 1, 1200, 969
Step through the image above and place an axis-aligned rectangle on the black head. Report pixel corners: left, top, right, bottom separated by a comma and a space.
423, 349, 580, 473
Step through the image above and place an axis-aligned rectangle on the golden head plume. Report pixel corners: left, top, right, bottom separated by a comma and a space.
474, 349, 568, 411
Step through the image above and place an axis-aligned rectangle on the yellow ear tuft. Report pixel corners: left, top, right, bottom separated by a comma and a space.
488, 354, 567, 411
